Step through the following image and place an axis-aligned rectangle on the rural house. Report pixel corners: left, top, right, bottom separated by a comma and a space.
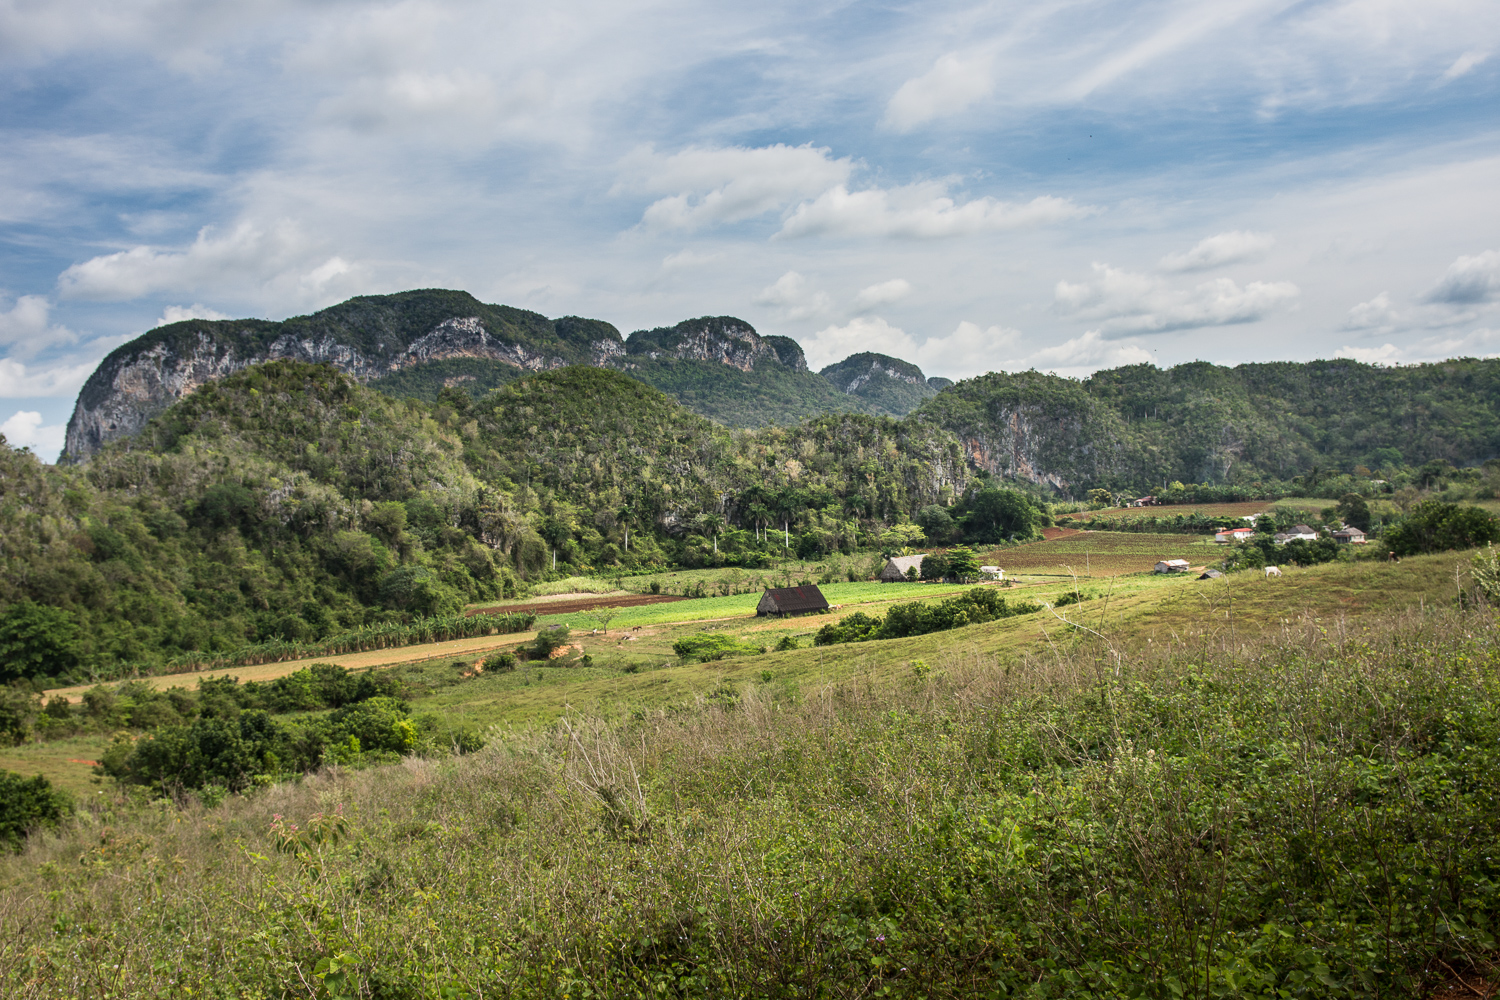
1154, 559, 1190, 573
1274, 524, 1319, 543
756, 585, 830, 617
979, 565, 1004, 580
878, 554, 926, 581
1332, 527, 1367, 544
1214, 527, 1255, 543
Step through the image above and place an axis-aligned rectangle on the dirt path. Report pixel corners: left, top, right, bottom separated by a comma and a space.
467, 593, 687, 617
44, 631, 539, 702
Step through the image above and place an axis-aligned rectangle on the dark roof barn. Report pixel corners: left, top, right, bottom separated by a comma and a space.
756, 585, 830, 616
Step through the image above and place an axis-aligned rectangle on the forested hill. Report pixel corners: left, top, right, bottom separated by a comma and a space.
920, 357, 1500, 490
11, 362, 977, 679
65, 292, 944, 459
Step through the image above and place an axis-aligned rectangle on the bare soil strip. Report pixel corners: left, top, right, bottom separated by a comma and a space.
45, 631, 539, 702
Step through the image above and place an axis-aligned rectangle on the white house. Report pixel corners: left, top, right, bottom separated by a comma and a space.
1154, 559, 1190, 573
1333, 527, 1368, 544
1214, 527, 1255, 543
979, 565, 1004, 580
1274, 524, 1319, 544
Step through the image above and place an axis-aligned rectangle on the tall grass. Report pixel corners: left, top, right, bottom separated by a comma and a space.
3, 607, 1497, 997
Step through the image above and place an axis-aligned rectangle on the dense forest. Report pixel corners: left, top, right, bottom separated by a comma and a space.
4, 362, 1049, 682
925, 358, 1500, 490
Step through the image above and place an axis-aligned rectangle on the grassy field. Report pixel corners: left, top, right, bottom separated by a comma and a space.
983, 530, 1222, 576
3, 555, 1495, 998
15, 549, 1475, 800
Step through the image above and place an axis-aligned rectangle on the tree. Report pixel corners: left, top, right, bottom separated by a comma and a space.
946, 545, 981, 583
586, 606, 624, 634
1386, 501, 1500, 556
0, 602, 79, 683
0, 771, 70, 851
962, 488, 1039, 543
1336, 493, 1372, 532
1087, 488, 1112, 509
915, 504, 957, 545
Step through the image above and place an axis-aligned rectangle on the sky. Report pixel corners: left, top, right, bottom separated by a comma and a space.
2, 0, 1498, 461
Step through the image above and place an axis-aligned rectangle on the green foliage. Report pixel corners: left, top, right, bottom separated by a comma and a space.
1386, 500, 1500, 556
958, 487, 1044, 542
1336, 492, 1372, 532
944, 545, 980, 582
0, 601, 79, 682
671, 634, 767, 661
528, 625, 572, 660
483, 651, 518, 672
815, 588, 1041, 645
0, 771, 70, 851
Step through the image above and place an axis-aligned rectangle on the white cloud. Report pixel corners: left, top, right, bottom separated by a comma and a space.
1054, 263, 1299, 335
777, 184, 1093, 240
1422, 249, 1500, 305
801, 316, 919, 370
1159, 231, 1275, 272
156, 303, 230, 327
1336, 328, 1500, 365
852, 278, 911, 312
1442, 49, 1489, 81
755, 271, 831, 321
0, 295, 77, 359
1342, 292, 1399, 331
0, 356, 98, 397
1, 409, 66, 458
1023, 330, 1154, 375
56, 221, 367, 307
619, 144, 853, 231
661, 249, 723, 271
883, 51, 994, 131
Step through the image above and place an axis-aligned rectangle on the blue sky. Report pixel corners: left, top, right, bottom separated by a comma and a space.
2, 0, 1498, 460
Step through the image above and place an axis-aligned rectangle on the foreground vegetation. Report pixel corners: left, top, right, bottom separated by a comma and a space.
2, 600, 1497, 997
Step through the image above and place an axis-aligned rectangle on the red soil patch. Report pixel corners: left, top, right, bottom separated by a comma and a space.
68, 759, 100, 766
1040, 526, 1085, 540
467, 593, 687, 618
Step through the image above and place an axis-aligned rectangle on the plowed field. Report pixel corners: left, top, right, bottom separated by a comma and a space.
986, 531, 1219, 577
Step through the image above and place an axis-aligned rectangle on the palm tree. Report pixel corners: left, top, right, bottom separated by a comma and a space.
696, 512, 727, 553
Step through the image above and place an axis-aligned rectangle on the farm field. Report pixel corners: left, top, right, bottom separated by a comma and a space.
984, 530, 1222, 577
1066, 500, 1271, 521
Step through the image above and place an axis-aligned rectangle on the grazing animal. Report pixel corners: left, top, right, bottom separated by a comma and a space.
1265, 566, 1282, 578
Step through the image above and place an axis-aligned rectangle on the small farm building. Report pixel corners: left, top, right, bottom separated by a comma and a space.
1154, 559, 1190, 574
1332, 527, 1367, 543
879, 555, 926, 581
756, 586, 830, 617
1274, 524, 1319, 544
1214, 527, 1255, 543
979, 565, 1004, 580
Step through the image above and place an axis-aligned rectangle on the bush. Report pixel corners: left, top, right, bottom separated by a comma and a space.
773, 636, 800, 651
815, 590, 1042, 645
0, 602, 80, 683
528, 626, 572, 660
0, 771, 70, 851
672, 634, 767, 662
483, 651, 518, 672
1386, 500, 1500, 556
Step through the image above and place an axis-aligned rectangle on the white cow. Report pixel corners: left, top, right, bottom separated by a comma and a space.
1265, 565, 1282, 578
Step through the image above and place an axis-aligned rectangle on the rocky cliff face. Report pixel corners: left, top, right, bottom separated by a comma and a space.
819, 352, 928, 394
64, 290, 626, 461
623, 317, 804, 372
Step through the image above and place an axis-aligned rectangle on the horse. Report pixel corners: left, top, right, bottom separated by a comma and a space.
1265, 565, 1282, 578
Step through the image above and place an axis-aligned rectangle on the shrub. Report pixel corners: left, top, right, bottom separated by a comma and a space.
0, 771, 70, 851
672, 634, 766, 662
1387, 500, 1500, 556
483, 651, 518, 672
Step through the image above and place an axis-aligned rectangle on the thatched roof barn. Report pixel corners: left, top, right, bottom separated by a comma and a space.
756, 586, 830, 616
878, 555, 925, 582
